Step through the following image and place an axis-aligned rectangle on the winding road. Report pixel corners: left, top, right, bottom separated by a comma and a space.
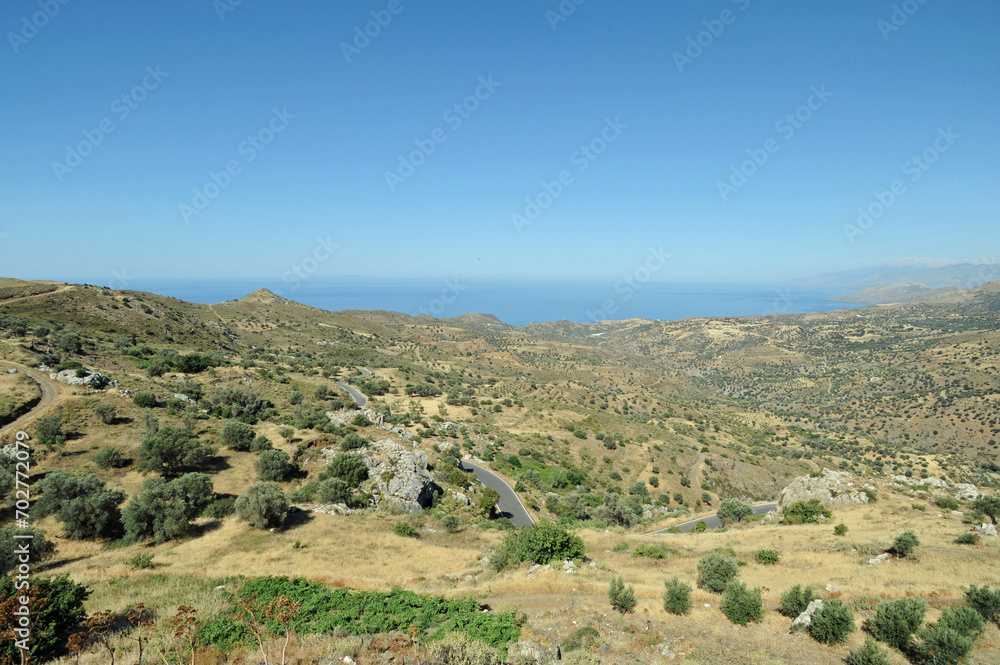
459, 460, 535, 527
645, 502, 779, 535
337, 368, 371, 408
0, 360, 61, 439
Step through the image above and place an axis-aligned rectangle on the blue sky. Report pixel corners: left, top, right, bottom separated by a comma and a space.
1, 0, 998, 286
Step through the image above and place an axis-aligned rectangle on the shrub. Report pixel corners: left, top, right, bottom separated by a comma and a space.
934, 496, 960, 511
717, 498, 753, 524
608, 576, 636, 615
561, 626, 602, 654
0, 575, 90, 664
321, 453, 369, 487
779, 585, 816, 618
721, 581, 763, 625
279, 426, 295, 441
133, 391, 158, 408
235, 482, 288, 529
754, 549, 780, 565
889, 530, 920, 558
633, 544, 670, 560
782, 499, 832, 524
93, 445, 129, 469
34, 472, 124, 540
834, 523, 849, 536
696, 552, 739, 593
250, 434, 273, 452
93, 402, 117, 424
221, 419, 255, 451
441, 514, 461, 533
937, 605, 985, 641
340, 432, 366, 451
351, 413, 371, 427
137, 425, 216, 476
0, 526, 54, 574
663, 577, 693, 615
123, 473, 214, 543
317, 478, 350, 503
393, 521, 418, 538
911, 623, 973, 665
694, 520, 708, 533
954, 532, 979, 545
847, 638, 892, 665
809, 600, 854, 645
35, 413, 66, 448
128, 553, 155, 569
965, 584, 1000, 624
490, 521, 585, 571
203, 495, 236, 518
423, 632, 501, 665
255, 449, 293, 482
867, 598, 926, 649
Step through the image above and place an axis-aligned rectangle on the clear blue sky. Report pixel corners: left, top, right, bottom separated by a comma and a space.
1, 0, 997, 285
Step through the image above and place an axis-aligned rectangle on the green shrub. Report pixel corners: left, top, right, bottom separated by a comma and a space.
317, 478, 350, 504
128, 553, 155, 569
782, 499, 832, 524
663, 577, 693, 615
250, 434, 273, 452
696, 552, 739, 594
965, 584, 1000, 624
0, 575, 89, 664
834, 523, 849, 536
93, 402, 117, 424
235, 482, 288, 529
33, 472, 124, 540
809, 600, 854, 645
847, 638, 892, 665
889, 530, 920, 558
693, 520, 708, 533
423, 632, 501, 665
202, 495, 236, 518
911, 623, 973, 665
633, 544, 670, 560
133, 391, 158, 408
561, 626, 601, 653
490, 521, 585, 572
721, 581, 763, 625
321, 453, 369, 487
0, 526, 54, 574
937, 605, 985, 641
934, 496, 960, 511
779, 585, 816, 618
393, 521, 418, 538
123, 473, 214, 543
717, 498, 753, 523
255, 449, 293, 482
340, 432, 366, 451
93, 445, 129, 469
754, 549, 780, 565
867, 598, 926, 649
36, 413, 66, 448
441, 514, 461, 533
137, 425, 216, 476
954, 532, 979, 545
220, 419, 255, 451
611, 541, 630, 553
608, 576, 636, 615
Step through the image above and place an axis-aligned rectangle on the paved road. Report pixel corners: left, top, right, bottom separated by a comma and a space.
459, 460, 535, 527
0, 361, 61, 439
337, 368, 371, 408
645, 502, 779, 535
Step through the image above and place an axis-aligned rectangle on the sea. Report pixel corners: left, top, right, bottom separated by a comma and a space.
119, 278, 864, 327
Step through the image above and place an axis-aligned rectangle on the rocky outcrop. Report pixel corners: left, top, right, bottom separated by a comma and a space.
778, 470, 870, 507
507, 637, 559, 665
50, 369, 109, 388
869, 553, 891, 566
357, 439, 434, 512
327, 408, 413, 441
792, 599, 825, 629
975, 523, 998, 538
953, 484, 979, 501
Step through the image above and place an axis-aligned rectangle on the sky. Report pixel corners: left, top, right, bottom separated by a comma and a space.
1, 0, 998, 287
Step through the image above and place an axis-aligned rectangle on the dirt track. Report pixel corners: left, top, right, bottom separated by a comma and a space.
0, 360, 61, 439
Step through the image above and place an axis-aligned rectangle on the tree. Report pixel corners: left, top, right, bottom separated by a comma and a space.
847, 639, 892, 665
781, 499, 832, 524
133, 391, 158, 408
142, 409, 159, 436
250, 435, 273, 452
316, 478, 350, 503
93, 446, 129, 469
973, 495, 1000, 525
93, 402, 117, 425
36, 414, 66, 449
490, 521, 585, 571
663, 577, 693, 615
255, 449, 293, 482
0, 526, 54, 574
0, 575, 90, 664
236, 482, 288, 529
809, 600, 855, 645
965, 585, 1000, 625
34, 472, 124, 539
321, 453, 369, 487
54, 329, 83, 353
123, 473, 215, 543
697, 552, 740, 593
478, 487, 501, 518
721, 581, 763, 625
889, 530, 920, 558
779, 585, 816, 618
221, 419, 255, 451
867, 598, 926, 650
608, 576, 636, 615
137, 425, 216, 476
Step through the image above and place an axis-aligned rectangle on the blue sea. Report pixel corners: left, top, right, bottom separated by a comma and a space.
120, 278, 864, 327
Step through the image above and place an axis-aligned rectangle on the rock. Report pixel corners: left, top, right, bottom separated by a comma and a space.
171, 393, 194, 403
778, 469, 870, 507
792, 599, 825, 629
704, 603, 711, 608
951, 511, 964, 517
322, 439, 434, 513
953, 484, 979, 501
507, 638, 559, 665
310, 503, 354, 516
975, 523, 998, 538
447, 489, 470, 506
214, 585, 226, 590
868, 553, 891, 566
342, 657, 356, 665
50, 369, 110, 388
6, 368, 16, 374
825, 584, 837, 593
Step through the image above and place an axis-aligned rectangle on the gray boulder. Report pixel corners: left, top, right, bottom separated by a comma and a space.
975, 523, 998, 538
50, 369, 109, 388
359, 439, 434, 512
792, 599, 825, 630
868, 553, 891, 566
953, 484, 979, 501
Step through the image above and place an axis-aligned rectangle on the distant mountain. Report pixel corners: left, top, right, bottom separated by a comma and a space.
828, 282, 963, 304
794, 258, 1000, 293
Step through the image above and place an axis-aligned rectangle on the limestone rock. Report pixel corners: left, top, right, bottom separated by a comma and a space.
953, 484, 979, 501
50, 369, 109, 388
868, 553, 891, 566
792, 599, 825, 629
975, 523, 998, 538
778, 469, 870, 507
358, 439, 434, 512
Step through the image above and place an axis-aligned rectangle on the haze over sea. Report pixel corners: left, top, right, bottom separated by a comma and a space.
119, 279, 863, 327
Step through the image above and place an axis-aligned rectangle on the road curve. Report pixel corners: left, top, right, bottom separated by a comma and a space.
645, 502, 779, 535
337, 368, 371, 409
0, 361, 61, 439
459, 460, 535, 527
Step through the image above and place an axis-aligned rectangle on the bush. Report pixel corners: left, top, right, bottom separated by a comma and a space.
35, 413, 66, 448
954, 532, 979, 545
0, 575, 89, 664
782, 499, 832, 524
911, 623, 973, 665
717, 498, 753, 524
137, 425, 216, 476
423, 632, 501, 665
561, 626, 601, 654
663, 577, 693, 615
755, 549, 780, 565
33, 472, 124, 539
809, 600, 854, 645
0, 526, 54, 574
779, 585, 816, 618
235, 482, 288, 529
847, 638, 892, 665
608, 576, 636, 615
696, 552, 739, 594
321, 453, 369, 487
721, 581, 763, 625
133, 391, 158, 408
867, 598, 926, 649
340, 432, 366, 451
490, 521, 585, 571
965, 584, 1000, 624
351, 413, 371, 427
317, 478, 350, 503
255, 449, 293, 482
937, 605, 985, 641
250, 434, 273, 452
393, 521, 418, 538
221, 419, 255, 451
128, 553, 155, 569
93, 402, 117, 424
93, 445, 129, 469
203, 495, 236, 518
834, 523, 849, 536
441, 514, 461, 533
123, 473, 214, 543
889, 530, 920, 558
633, 544, 670, 560
934, 496, 960, 511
